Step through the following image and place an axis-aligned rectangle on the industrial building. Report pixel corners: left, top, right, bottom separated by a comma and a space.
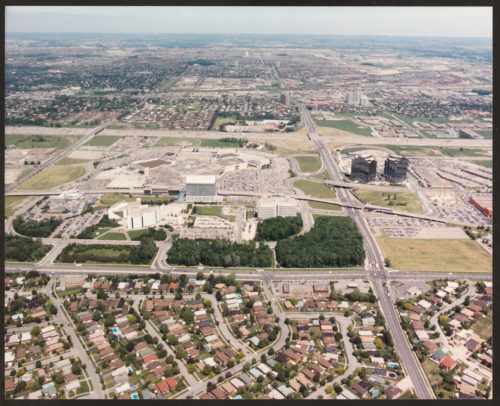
256, 197, 297, 219
108, 199, 186, 229
185, 175, 222, 203
350, 154, 377, 182
383, 155, 409, 183
48, 191, 96, 214
469, 194, 492, 218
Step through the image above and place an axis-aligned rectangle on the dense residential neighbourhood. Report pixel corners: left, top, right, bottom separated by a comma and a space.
3, 6, 493, 401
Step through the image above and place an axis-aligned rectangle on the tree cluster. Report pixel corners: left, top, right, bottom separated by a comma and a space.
13, 215, 62, 238
130, 227, 167, 241
167, 239, 273, 268
5, 235, 52, 262
275, 216, 365, 268
256, 215, 302, 241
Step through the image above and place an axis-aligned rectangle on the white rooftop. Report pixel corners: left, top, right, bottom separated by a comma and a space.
186, 175, 216, 184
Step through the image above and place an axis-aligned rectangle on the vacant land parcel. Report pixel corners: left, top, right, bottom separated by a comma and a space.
17, 166, 86, 190
376, 235, 491, 272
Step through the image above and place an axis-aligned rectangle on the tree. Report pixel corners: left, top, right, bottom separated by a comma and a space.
49, 304, 58, 315
96, 288, 107, 300
215, 290, 223, 302
104, 314, 116, 327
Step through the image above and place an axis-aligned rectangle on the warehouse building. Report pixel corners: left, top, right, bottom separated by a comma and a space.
185, 175, 222, 203
351, 154, 377, 182
383, 155, 409, 183
257, 198, 297, 219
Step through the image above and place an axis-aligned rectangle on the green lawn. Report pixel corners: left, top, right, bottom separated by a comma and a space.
6, 134, 70, 149
294, 179, 336, 198
91, 227, 111, 238
84, 136, 121, 147
200, 139, 242, 148
97, 232, 127, 241
154, 137, 198, 146
376, 235, 492, 272
127, 229, 149, 240
294, 155, 322, 172
309, 201, 342, 211
471, 313, 492, 340
5, 196, 30, 217
98, 193, 136, 208
314, 118, 372, 136
353, 190, 422, 213
17, 166, 86, 190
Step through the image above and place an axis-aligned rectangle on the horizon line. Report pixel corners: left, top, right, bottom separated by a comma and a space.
5, 32, 493, 40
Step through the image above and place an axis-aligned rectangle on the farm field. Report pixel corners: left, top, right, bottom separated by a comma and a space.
6, 134, 70, 149
294, 179, 336, 198
16, 166, 86, 190
376, 235, 491, 272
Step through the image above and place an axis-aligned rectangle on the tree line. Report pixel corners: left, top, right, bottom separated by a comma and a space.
167, 239, 273, 268
275, 216, 365, 268
255, 215, 303, 241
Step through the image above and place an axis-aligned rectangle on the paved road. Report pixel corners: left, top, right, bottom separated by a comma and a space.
44, 278, 105, 398
301, 105, 436, 399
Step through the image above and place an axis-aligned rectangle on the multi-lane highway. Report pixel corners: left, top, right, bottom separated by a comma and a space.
300, 104, 436, 399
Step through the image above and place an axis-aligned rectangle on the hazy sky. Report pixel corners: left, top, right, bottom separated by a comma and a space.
6, 6, 492, 38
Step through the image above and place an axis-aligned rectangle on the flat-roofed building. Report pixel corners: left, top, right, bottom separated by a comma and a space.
185, 175, 221, 203
351, 154, 377, 182
257, 198, 297, 219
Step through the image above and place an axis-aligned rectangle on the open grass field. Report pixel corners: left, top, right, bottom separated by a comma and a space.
17, 166, 86, 190
471, 313, 492, 340
314, 118, 372, 136
5, 196, 30, 217
209, 114, 239, 131
376, 235, 492, 272
6, 134, 70, 149
55, 156, 92, 165
84, 135, 121, 147
154, 137, 198, 146
422, 358, 443, 387
98, 193, 135, 208
97, 232, 128, 241
309, 201, 343, 211
294, 179, 336, 198
91, 227, 111, 238
200, 139, 242, 148
354, 190, 422, 213
294, 155, 322, 172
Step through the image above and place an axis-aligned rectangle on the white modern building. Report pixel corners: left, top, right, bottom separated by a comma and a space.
48, 191, 97, 214
257, 198, 297, 220
108, 199, 186, 229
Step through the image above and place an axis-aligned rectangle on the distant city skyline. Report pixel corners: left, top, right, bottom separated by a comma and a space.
6, 6, 492, 38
